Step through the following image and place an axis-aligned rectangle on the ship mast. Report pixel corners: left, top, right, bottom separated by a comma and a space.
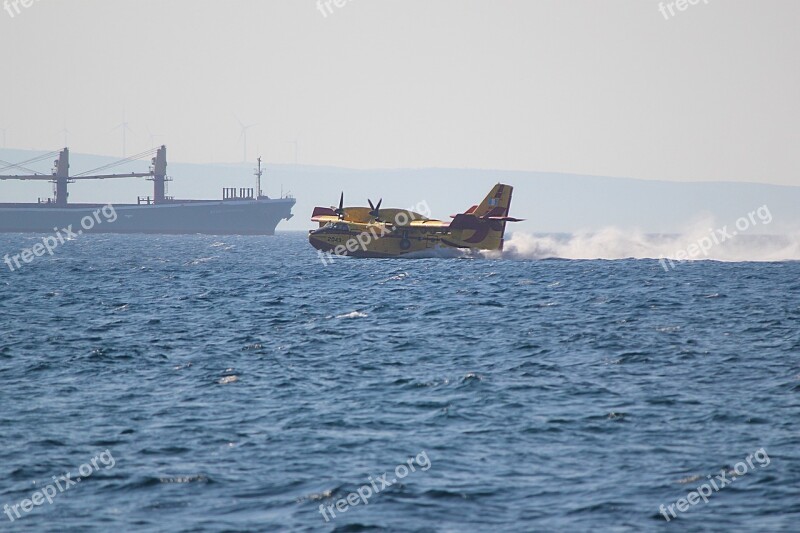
254, 157, 263, 199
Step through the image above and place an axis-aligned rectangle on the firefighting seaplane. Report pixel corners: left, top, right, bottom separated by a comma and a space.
309, 183, 523, 258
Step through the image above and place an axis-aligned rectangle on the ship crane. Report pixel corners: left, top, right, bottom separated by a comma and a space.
0, 146, 170, 207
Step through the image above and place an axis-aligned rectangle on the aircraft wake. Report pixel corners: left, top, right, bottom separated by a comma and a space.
499, 229, 800, 262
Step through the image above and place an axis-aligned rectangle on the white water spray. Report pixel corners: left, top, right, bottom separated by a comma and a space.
500, 228, 800, 262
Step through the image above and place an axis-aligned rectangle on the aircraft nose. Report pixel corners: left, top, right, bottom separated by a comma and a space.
308, 234, 333, 252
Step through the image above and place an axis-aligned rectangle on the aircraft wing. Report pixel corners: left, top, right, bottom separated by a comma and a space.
311, 215, 340, 224
310, 206, 373, 224
408, 219, 449, 229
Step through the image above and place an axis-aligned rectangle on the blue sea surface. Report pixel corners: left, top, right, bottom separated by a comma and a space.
0, 233, 798, 532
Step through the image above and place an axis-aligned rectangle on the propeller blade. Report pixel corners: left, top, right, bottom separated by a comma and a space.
368, 198, 382, 220
335, 192, 345, 219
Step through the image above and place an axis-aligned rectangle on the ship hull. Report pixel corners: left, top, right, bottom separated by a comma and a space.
0, 198, 295, 235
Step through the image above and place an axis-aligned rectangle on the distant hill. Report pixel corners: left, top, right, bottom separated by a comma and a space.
2, 148, 798, 234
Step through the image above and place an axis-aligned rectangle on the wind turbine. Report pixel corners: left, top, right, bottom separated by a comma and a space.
59, 121, 70, 147
234, 115, 257, 163
285, 136, 299, 166
0, 128, 6, 148
113, 111, 133, 157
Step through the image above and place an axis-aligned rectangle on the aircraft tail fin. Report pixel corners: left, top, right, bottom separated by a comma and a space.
447, 184, 521, 251
472, 183, 513, 218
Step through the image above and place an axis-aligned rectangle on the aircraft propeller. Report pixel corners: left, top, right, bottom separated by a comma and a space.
334, 192, 345, 220
368, 198, 383, 221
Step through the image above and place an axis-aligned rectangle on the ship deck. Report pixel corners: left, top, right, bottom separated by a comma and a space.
0, 197, 295, 209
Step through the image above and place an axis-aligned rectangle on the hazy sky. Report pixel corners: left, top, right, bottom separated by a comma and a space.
2, 0, 798, 185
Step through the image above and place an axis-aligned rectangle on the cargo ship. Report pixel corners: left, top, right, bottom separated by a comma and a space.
0, 146, 295, 235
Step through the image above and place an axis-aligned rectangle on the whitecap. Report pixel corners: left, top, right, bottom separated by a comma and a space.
336, 311, 368, 319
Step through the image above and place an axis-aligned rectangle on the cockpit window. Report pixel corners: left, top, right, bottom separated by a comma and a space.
322, 222, 350, 232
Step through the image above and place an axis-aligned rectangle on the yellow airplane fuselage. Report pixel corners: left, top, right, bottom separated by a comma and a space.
309, 218, 454, 258
309, 184, 520, 258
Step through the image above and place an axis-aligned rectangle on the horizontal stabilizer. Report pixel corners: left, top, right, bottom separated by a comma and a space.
484, 216, 525, 222
449, 213, 486, 230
